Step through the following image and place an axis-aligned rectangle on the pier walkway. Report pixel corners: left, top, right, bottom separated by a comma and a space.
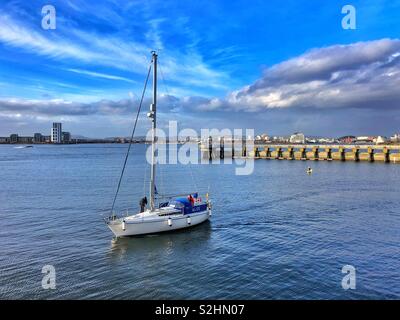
201, 142, 400, 163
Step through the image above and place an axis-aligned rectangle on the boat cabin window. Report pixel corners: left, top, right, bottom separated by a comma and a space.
159, 202, 169, 208
169, 200, 184, 209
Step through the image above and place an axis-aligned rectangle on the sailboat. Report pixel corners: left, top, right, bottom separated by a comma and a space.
106, 51, 212, 237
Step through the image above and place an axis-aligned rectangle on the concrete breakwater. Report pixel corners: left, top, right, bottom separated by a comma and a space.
201, 143, 400, 163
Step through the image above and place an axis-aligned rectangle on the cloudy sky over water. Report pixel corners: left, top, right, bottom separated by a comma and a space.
1, 0, 400, 137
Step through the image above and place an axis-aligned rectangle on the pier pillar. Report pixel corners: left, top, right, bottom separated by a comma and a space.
254, 147, 260, 158
383, 147, 390, 163
288, 147, 294, 160
242, 146, 247, 157
325, 147, 332, 160
220, 137, 224, 160
312, 147, 319, 160
339, 147, 345, 161
368, 147, 374, 162
277, 147, 283, 159
208, 136, 213, 161
352, 147, 360, 162
300, 147, 307, 160
265, 147, 271, 159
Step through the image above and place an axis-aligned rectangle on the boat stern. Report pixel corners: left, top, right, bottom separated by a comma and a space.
105, 217, 125, 238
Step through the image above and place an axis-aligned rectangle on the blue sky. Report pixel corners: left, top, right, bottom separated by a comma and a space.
1, 0, 400, 137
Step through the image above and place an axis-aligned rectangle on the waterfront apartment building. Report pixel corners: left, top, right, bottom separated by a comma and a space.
10, 134, 18, 144
338, 136, 356, 144
62, 131, 71, 143
34, 133, 43, 143
18, 136, 33, 144
51, 122, 62, 143
289, 132, 305, 144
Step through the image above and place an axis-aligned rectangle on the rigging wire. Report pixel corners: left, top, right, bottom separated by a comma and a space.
110, 63, 152, 214
157, 156, 165, 198
188, 161, 199, 192
143, 158, 148, 198
156, 60, 170, 199
159, 58, 200, 193
159, 59, 178, 111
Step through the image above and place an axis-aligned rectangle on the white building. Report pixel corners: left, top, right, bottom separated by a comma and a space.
355, 136, 374, 144
374, 136, 387, 144
317, 137, 335, 144
256, 134, 269, 141
51, 122, 62, 143
390, 134, 400, 142
289, 132, 305, 144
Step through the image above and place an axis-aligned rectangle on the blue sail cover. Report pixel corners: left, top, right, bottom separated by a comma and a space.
173, 197, 207, 214
174, 197, 191, 206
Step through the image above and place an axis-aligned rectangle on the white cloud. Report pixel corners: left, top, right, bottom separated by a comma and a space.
0, 15, 100, 62
0, 11, 229, 93
65, 68, 137, 83
205, 38, 400, 111
3, 32, 400, 138
3, 39, 400, 118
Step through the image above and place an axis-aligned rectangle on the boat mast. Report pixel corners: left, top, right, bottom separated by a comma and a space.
149, 51, 157, 211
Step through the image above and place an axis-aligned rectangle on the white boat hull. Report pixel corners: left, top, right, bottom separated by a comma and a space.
107, 209, 211, 237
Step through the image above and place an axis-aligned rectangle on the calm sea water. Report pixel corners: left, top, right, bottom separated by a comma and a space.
0, 144, 399, 299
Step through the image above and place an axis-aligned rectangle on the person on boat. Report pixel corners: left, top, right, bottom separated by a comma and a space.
187, 194, 195, 206
139, 196, 148, 212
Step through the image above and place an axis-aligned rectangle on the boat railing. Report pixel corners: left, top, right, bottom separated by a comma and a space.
155, 192, 199, 199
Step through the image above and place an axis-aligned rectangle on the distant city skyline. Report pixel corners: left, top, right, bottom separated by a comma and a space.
1, 1, 400, 137
1, 123, 398, 141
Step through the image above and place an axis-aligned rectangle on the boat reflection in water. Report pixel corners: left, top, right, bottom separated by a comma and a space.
107, 220, 212, 262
